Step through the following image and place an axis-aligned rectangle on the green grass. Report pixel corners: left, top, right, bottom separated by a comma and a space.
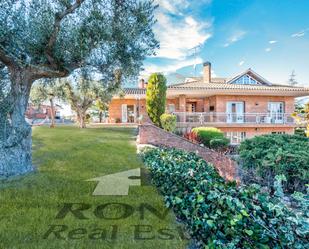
0, 126, 187, 249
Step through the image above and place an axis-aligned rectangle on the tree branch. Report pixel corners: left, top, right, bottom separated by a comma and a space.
28, 65, 69, 81
0, 48, 18, 68
45, 0, 85, 69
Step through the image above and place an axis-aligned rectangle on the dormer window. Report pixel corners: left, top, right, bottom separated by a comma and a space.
232, 74, 260, 85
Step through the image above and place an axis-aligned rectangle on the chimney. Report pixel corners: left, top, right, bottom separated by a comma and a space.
203, 62, 211, 83
139, 78, 145, 88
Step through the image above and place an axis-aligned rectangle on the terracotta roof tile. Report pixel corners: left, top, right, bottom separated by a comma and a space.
168, 81, 309, 92
123, 88, 146, 95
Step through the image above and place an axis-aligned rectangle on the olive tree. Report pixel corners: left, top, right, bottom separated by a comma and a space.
61, 72, 116, 128
30, 79, 63, 128
0, 0, 158, 177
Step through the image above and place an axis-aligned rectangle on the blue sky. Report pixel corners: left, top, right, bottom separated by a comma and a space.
138, 0, 309, 86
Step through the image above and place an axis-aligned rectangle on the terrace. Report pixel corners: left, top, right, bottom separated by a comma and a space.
173, 112, 296, 127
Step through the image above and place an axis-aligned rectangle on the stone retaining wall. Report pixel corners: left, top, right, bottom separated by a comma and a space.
138, 123, 238, 182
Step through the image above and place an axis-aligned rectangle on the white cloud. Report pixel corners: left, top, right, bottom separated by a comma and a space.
155, 0, 212, 14
155, 0, 188, 14
265, 48, 271, 52
269, 40, 277, 44
291, 31, 305, 37
154, 12, 212, 59
141, 0, 213, 79
223, 30, 246, 47
142, 57, 203, 77
239, 60, 244, 66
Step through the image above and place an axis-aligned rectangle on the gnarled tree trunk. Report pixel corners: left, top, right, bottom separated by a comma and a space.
49, 98, 55, 128
76, 110, 87, 128
99, 111, 103, 123
0, 69, 34, 178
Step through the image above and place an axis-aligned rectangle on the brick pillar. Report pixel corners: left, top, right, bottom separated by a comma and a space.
179, 95, 186, 122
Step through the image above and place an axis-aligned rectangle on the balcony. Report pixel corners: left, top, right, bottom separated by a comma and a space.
173, 112, 295, 126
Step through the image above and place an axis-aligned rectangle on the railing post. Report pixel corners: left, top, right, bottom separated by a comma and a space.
256, 114, 260, 124
199, 113, 203, 124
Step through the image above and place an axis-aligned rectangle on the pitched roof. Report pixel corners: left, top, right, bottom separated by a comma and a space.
226, 68, 271, 85
168, 81, 309, 92
120, 68, 309, 97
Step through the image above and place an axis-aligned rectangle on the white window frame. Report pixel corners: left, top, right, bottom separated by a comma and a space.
226, 131, 246, 145
232, 74, 260, 85
268, 102, 284, 123
168, 104, 175, 113
226, 102, 244, 123
121, 104, 128, 123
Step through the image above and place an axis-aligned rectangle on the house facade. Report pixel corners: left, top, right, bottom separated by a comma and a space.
109, 62, 309, 144
26, 104, 62, 120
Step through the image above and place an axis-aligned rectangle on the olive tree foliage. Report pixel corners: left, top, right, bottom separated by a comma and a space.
0, 0, 158, 177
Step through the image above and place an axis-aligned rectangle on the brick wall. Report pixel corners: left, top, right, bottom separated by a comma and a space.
214, 95, 295, 113
109, 99, 147, 122
138, 123, 238, 182
218, 127, 294, 138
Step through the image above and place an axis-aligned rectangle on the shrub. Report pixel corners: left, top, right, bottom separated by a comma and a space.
146, 73, 167, 127
209, 137, 229, 150
192, 127, 225, 147
239, 134, 309, 193
142, 147, 308, 248
160, 113, 176, 132
183, 131, 199, 142
295, 127, 306, 137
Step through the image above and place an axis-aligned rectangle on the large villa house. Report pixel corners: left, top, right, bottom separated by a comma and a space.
109, 62, 309, 144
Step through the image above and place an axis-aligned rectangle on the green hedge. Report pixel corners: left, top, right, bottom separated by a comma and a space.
192, 127, 225, 147
142, 147, 308, 248
209, 137, 230, 150
239, 134, 309, 193
160, 113, 176, 132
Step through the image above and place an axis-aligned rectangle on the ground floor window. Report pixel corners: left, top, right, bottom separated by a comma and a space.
168, 104, 175, 113
271, 131, 286, 135
225, 131, 246, 145
186, 102, 196, 112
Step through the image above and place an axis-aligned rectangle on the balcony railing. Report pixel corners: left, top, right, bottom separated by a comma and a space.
173, 112, 295, 125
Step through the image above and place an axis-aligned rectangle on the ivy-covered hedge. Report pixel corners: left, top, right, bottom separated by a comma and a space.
239, 134, 309, 193
142, 147, 308, 249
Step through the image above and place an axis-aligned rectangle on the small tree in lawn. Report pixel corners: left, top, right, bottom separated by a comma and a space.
146, 73, 167, 127
61, 72, 116, 128
0, 0, 158, 177
93, 99, 108, 123
30, 79, 62, 128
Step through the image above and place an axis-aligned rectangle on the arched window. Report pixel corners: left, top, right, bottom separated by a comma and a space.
232, 74, 260, 85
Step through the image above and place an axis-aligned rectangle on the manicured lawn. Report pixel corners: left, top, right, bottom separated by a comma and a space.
0, 126, 187, 249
